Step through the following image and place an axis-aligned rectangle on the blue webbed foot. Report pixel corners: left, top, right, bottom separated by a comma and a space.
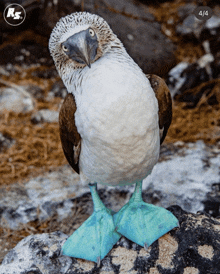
62, 183, 121, 266
113, 181, 179, 248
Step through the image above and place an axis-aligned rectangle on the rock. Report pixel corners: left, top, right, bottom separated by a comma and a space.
167, 53, 214, 101
203, 183, 220, 217
0, 141, 219, 231
166, 62, 189, 98
0, 86, 35, 114
0, 166, 83, 230
101, 0, 155, 21
24, 85, 45, 100
95, 1, 176, 75
0, 132, 15, 152
0, 42, 52, 67
50, 80, 68, 99
177, 3, 197, 20
31, 109, 59, 124
0, 64, 19, 76
143, 141, 220, 213
204, 15, 220, 36
139, 0, 175, 3
0, 231, 69, 274
1, 207, 220, 274
176, 14, 205, 40
0, 67, 10, 76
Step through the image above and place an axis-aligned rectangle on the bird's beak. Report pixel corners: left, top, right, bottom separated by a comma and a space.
62, 29, 98, 68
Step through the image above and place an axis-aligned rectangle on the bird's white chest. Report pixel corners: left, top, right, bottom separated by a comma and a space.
74, 57, 160, 186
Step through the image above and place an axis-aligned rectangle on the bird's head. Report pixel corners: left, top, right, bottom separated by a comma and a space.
49, 12, 122, 76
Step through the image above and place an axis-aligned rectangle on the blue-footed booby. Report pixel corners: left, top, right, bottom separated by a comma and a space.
49, 12, 178, 266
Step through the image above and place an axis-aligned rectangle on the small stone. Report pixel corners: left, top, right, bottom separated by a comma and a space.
127, 34, 134, 41
176, 14, 205, 39
20, 48, 30, 57
31, 109, 59, 124
205, 15, 220, 29
50, 81, 67, 99
73, 0, 81, 5
164, 28, 172, 37
167, 62, 189, 97
15, 55, 24, 62
174, 141, 185, 147
202, 40, 211, 54
0, 132, 15, 152
177, 3, 197, 20
45, 91, 55, 102
0, 87, 35, 114
197, 53, 214, 69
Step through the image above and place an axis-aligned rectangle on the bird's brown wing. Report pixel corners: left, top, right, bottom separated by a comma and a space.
146, 74, 172, 145
59, 93, 81, 174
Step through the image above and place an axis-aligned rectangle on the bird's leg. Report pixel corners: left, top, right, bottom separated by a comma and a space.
113, 181, 179, 248
61, 183, 121, 266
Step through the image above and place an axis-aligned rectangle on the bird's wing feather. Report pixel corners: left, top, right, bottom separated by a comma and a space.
59, 93, 81, 174
146, 74, 172, 144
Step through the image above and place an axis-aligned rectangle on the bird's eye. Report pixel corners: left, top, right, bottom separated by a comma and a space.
89, 28, 95, 37
62, 44, 68, 52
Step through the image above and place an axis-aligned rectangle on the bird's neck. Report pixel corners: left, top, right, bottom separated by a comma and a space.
62, 46, 141, 98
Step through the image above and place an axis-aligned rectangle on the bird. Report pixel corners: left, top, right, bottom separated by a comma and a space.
49, 12, 178, 267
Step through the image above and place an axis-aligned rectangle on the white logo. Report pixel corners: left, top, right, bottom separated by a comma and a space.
3, 4, 26, 26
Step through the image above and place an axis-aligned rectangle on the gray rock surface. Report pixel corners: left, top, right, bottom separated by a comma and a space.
0, 86, 35, 114
176, 14, 205, 39
31, 109, 59, 124
101, 0, 155, 21
177, 3, 197, 20
1, 207, 220, 274
0, 141, 219, 230
143, 141, 220, 214
0, 231, 69, 274
95, 0, 176, 75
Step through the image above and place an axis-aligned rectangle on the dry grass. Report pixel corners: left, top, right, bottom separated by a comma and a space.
167, 80, 220, 144
0, 107, 66, 187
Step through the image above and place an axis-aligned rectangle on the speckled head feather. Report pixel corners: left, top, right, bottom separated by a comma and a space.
49, 12, 123, 75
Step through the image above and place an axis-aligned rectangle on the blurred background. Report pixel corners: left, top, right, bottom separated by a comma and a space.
0, 0, 220, 263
